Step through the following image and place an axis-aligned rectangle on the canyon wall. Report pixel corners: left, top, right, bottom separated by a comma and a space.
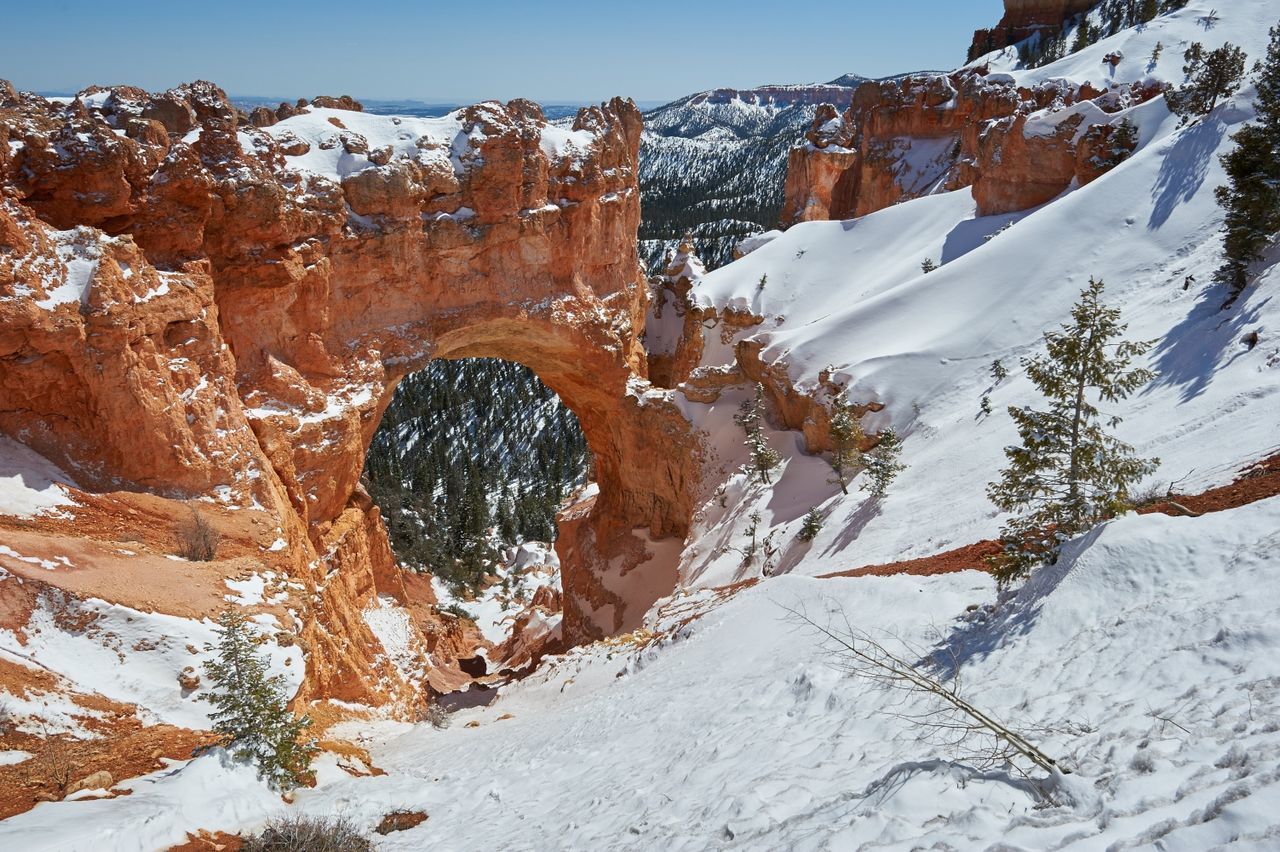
971, 0, 1098, 59
0, 81, 703, 710
780, 70, 1157, 225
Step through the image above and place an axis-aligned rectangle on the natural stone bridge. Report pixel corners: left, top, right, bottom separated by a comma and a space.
0, 81, 701, 706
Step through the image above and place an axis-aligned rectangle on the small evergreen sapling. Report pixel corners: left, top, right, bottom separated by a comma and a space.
990, 359, 1009, 383
863, 428, 906, 497
986, 278, 1158, 586
798, 508, 824, 543
827, 398, 865, 495
203, 609, 317, 789
735, 384, 782, 484
921, 258, 938, 274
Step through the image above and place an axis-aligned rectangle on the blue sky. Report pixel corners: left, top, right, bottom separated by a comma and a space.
6, 0, 1003, 104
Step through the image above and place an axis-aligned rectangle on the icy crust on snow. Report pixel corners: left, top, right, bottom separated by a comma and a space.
7, 499, 1279, 849
0, 435, 76, 519
260, 105, 597, 185
0, 595, 303, 732
684, 0, 1280, 579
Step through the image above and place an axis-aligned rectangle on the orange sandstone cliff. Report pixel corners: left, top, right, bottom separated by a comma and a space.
0, 80, 704, 714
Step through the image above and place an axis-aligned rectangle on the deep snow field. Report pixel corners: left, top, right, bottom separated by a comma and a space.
3, 1, 1280, 849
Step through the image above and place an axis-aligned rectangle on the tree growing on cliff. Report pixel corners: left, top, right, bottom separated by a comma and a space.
736, 384, 782, 484
203, 609, 317, 790
987, 279, 1158, 586
1108, 117, 1140, 164
828, 398, 865, 495
1166, 42, 1248, 123
1216, 23, 1280, 302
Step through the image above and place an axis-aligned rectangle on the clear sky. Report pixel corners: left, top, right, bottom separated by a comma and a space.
5, 0, 1004, 104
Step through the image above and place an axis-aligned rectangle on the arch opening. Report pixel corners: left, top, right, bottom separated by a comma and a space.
362, 357, 592, 667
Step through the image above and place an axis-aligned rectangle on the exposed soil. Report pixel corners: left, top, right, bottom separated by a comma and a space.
168, 831, 245, 851
819, 539, 1003, 580
0, 655, 217, 819
1140, 453, 1280, 517
0, 488, 294, 621
822, 453, 1280, 581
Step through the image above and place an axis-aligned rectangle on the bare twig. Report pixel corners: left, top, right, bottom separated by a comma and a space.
783, 601, 1068, 779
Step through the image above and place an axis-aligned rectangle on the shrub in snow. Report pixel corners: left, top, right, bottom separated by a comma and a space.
827, 398, 865, 495
980, 395, 993, 417
419, 701, 451, 730
920, 258, 937, 274
175, 505, 220, 562
1165, 42, 1248, 124
1216, 23, 1280, 301
987, 278, 1158, 586
735, 384, 781, 485
1149, 41, 1164, 69
797, 508, 824, 543
722, 511, 779, 572
203, 609, 317, 790
990, 359, 1009, 383
243, 815, 372, 852
863, 428, 906, 498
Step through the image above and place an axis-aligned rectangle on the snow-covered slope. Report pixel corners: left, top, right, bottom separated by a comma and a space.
5, 495, 1279, 849
4, 2, 1280, 848
678, 0, 1280, 587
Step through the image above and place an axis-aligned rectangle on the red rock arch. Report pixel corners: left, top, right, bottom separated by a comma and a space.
0, 81, 701, 706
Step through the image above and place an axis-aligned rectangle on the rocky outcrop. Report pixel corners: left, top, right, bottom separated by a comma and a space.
0, 80, 705, 713
970, 0, 1098, 60
780, 71, 1162, 224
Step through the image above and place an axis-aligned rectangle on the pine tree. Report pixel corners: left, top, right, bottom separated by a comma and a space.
1072, 18, 1094, 54
991, 359, 1009, 383
986, 279, 1158, 585
798, 508, 824, 543
1107, 117, 1140, 165
735, 384, 782, 484
827, 398, 864, 495
921, 258, 938, 274
1149, 41, 1164, 68
1166, 43, 1248, 123
203, 609, 317, 789
1182, 42, 1205, 80
1140, 0, 1159, 23
1216, 23, 1280, 301
863, 428, 906, 497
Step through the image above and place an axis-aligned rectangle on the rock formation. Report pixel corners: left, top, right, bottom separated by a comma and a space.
970, 0, 1098, 60
779, 71, 1163, 224
0, 80, 704, 712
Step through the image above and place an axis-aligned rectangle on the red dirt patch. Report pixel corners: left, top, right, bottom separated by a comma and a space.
822, 452, 1280, 581
819, 540, 1002, 580
168, 831, 245, 851
1141, 453, 1280, 518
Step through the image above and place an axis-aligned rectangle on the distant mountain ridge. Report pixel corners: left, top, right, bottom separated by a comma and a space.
638, 71, 932, 270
